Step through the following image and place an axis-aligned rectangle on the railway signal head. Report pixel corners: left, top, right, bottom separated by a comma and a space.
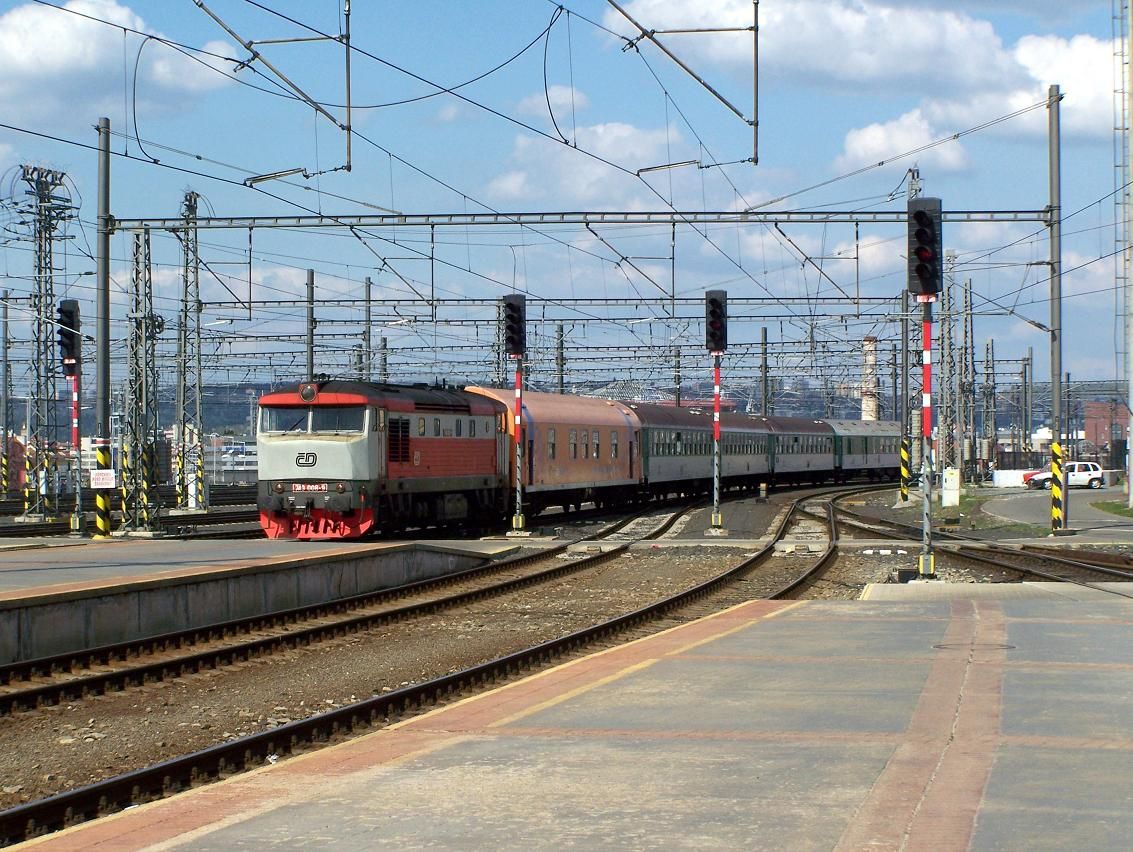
502, 294, 526, 357
907, 197, 943, 296
705, 290, 727, 352
56, 299, 80, 377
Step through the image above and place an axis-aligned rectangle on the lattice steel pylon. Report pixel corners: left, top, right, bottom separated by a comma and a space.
982, 338, 997, 463
938, 253, 958, 470
19, 166, 72, 520
120, 230, 163, 532
175, 192, 207, 510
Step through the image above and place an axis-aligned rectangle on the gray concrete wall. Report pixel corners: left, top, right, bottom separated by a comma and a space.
0, 545, 484, 664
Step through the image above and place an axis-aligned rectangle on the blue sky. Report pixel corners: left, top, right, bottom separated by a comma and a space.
0, 0, 1121, 395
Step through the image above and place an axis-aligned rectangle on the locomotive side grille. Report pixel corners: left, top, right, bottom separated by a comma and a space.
389, 417, 410, 463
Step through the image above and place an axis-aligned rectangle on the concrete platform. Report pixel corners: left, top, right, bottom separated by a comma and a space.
25, 587, 1133, 850
0, 538, 518, 664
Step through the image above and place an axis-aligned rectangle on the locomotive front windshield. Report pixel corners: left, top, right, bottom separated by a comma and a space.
311, 406, 366, 433
261, 405, 367, 434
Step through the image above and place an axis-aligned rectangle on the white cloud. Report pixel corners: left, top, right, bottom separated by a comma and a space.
486, 170, 532, 200
604, 1, 1025, 92
486, 121, 678, 206
148, 39, 236, 94
435, 103, 461, 123
516, 85, 590, 118
0, 1, 234, 128
835, 110, 969, 174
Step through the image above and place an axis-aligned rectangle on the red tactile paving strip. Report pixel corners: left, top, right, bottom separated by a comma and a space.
834, 600, 1006, 851
22, 599, 799, 849
20, 598, 1023, 850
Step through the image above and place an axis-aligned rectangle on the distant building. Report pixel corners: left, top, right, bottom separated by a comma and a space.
1083, 400, 1129, 449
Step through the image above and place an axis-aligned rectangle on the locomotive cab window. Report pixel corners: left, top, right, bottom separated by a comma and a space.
260, 406, 308, 434
310, 406, 366, 433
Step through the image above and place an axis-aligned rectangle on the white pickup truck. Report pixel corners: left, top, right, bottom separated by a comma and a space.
1025, 461, 1105, 490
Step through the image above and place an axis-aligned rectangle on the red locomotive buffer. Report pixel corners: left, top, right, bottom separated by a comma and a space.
257, 381, 508, 540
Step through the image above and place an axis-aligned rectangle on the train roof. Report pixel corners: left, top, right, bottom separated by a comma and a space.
748, 415, 836, 435
465, 386, 636, 427
259, 381, 503, 415
824, 419, 902, 437
625, 401, 771, 433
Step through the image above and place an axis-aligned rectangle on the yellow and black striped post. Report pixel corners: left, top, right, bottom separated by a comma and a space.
1050, 441, 1063, 533
119, 441, 132, 528
93, 441, 111, 538
174, 442, 184, 509
899, 438, 910, 502
1, 442, 7, 495
141, 443, 153, 526
23, 442, 32, 514
195, 439, 207, 509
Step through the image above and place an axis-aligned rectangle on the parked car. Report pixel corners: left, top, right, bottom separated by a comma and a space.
1026, 461, 1105, 490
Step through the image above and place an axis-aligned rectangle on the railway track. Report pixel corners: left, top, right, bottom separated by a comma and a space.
832, 498, 1133, 593
0, 505, 261, 539
0, 486, 876, 843
0, 504, 687, 715
0, 485, 258, 518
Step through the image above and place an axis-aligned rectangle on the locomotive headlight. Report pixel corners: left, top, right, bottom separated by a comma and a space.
272, 482, 284, 493
336, 482, 346, 493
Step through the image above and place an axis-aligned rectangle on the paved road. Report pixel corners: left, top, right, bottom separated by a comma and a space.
982, 486, 1133, 541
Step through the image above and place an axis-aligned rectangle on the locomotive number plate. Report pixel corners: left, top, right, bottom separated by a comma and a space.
292, 483, 328, 492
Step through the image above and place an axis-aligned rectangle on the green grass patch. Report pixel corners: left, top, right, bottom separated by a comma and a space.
1091, 500, 1133, 519
877, 486, 1044, 534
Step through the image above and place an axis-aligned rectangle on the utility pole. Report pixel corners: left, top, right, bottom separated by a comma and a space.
306, 269, 315, 382
761, 326, 769, 415
363, 275, 372, 381
1048, 83, 1067, 533
1025, 346, 1034, 465
1127, 0, 1133, 508
93, 117, 113, 539
379, 337, 388, 383
939, 252, 957, 470
121, 230, 162, 533
0, 290, 8, 496
673, 344, 681, 407
890, 344, 898, 421
960, 277, 976, 481
555, 323, 565, 394
176, 191, 206, 511
705, 291, 727, 534
19, 166, 71, 521
983, 339, 997, 470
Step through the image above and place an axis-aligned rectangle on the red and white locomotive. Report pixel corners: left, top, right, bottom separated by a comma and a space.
257, 379, 901, 540
257, 381, 507, 539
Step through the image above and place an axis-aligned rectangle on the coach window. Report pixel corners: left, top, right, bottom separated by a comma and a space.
581, 428, 589, 459
470, 419, 476, 437
611, 431, 618, 459
592, 430, 600, 459
434, 418, 441, 437
417, 417, 426, 436
548, 428, 557, 459
455, 419, 462, 437
570, 429, 578, 459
